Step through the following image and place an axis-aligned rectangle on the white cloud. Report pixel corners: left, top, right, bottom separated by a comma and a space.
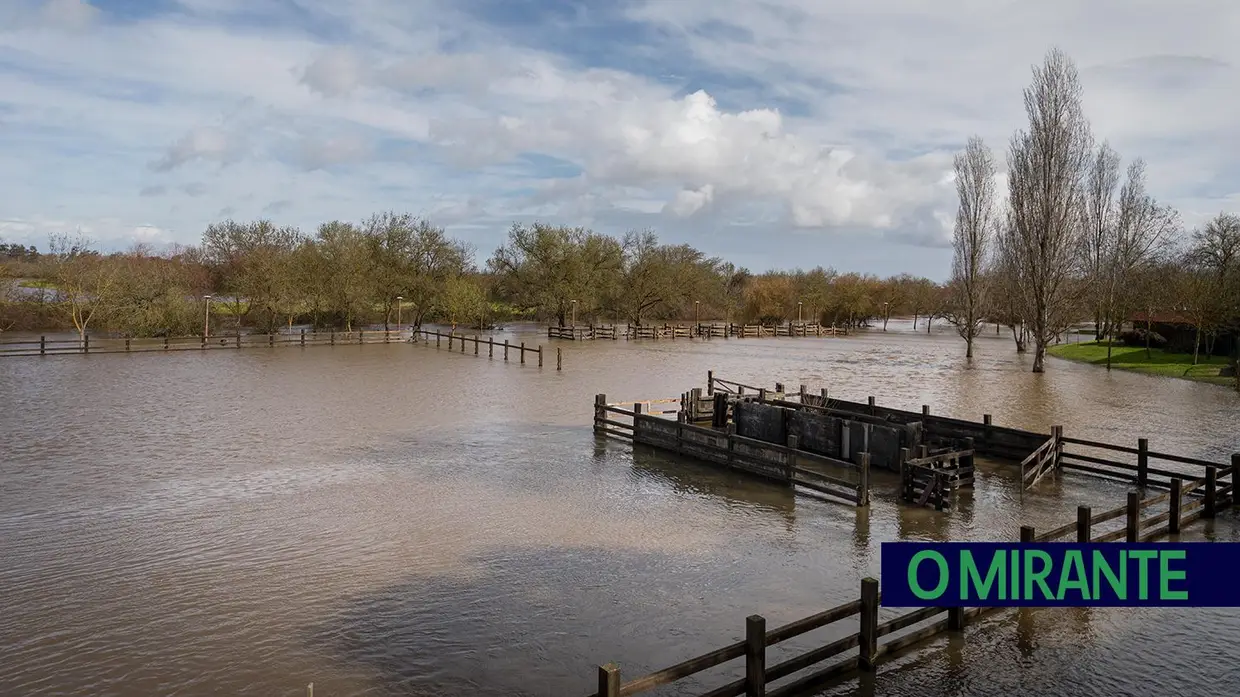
1, 0, 1238, 277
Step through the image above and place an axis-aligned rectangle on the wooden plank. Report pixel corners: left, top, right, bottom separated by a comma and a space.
1091, 505, 1128, 525
874, 617, 952, 657
765, 632, 861, 682
765, 600, 862, 644
875, 607, 943, 637
1060, 436, 1141, 454
617, 641, 745, 693
1035, 520, 1078, 542
1146, 450, 1226, 468
1138, 491, 1172, 508
1093, 528, 1127, 543
1061, 452, 1136, 470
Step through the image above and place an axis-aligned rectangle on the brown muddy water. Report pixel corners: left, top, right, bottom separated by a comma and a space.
1, 320, 1238, 697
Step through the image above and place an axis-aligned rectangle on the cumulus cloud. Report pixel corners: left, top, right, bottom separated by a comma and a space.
1, 0, 1239, 276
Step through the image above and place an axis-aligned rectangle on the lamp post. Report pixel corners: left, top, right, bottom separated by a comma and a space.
695, 300, 700, 327
396, 295, 403, 331
571, 299, 578, 327
797, 301, 802, 323
883, 301, 890, 331
203, 295, 212, 338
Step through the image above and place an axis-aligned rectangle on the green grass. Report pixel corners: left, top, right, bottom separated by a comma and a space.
19, 279, 58, 289
1048, 341, 1235, 386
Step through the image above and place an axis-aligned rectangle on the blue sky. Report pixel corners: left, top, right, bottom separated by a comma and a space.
2, 0, 1239, 280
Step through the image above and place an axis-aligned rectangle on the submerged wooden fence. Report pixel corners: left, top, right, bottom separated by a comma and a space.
582, 472, 1236, 697
594, 394, 869, 506
417, 328, 561, 370
0, 329, 409, 357
547, 322, 845, 341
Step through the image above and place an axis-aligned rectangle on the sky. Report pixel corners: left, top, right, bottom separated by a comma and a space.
1, 0, 1238, 280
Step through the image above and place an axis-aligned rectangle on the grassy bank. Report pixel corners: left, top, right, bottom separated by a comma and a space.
1048, 341, 1235, 387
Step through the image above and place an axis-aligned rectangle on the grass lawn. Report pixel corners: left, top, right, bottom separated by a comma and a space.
1048, 341, 1236, 387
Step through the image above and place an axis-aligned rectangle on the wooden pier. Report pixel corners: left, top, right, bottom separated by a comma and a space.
582, 472, 1237, 697
548, 322, 845, 341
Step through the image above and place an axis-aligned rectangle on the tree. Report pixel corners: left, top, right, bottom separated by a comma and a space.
438, 276, 488, 332
362, 212, 470, 332
48, 233, 121, 341
1099, 160, 1178, 367
946, 136, 997, 357
609, 230, 718, 325
200, 219, 302, 332
1080, 142, 1122, 341
488, 223, 623, 326
1003, 48, 1094, 372
315, 221, 373, 331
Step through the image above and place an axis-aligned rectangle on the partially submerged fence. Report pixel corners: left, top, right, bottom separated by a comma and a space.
0, 329, 408, 357
545, 322, 846, 341
418, 328, 561, 371
594, 395, 870, 506
582, 472, 1237, 697
899, 445, 975, 511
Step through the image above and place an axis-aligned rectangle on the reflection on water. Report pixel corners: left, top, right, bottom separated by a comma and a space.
0, 322, 1237, 697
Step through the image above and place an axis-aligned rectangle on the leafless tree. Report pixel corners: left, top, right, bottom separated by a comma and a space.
1080, 142, 1121, 339
1003, 48, 1094, 373
945, 136, 997, 358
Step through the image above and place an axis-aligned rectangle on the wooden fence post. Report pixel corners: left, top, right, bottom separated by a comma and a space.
1020, 525, 1035, 543
949, 605, 966, 631
1126, 491, 1141, 542
268, 333, 274, 347
593, 394, 606, 432
83, 334, 90, 353
39, 335, 46, 355
557, 347, 562, 371
489, 339, 494, 358
200, 333, 206, 349
437, 332, 441, 348
742, 614, 766, 697
859, 577, 879, 671
713, 392, 728, 428
1205, 466, 1217, 518
707, 370, 714, 395
1169, 479, 1182, 534
983, 414, 992, 444
475, 336, 479, 355
520, 342, 526, 364
538, 346, 543, 367
597, 663, 620, 697
1230, 454, 1240, 508
503, 339, 508, 360
922, 404, 929, 417
1077, 506, 1092, 542
448, 334, 453, 351
1137, 438, 1149, 488
858, 452, 871, 507
867, 396, 876, 414
300, 329, 306, 346
330, 330, 335, 345
236, 333, 241, 349
125, 337, 131, 352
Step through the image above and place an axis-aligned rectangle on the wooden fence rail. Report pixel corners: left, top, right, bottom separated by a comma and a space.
544, 323, 847, 341
584, 470, 1236, 697
0, 329, 410, 357
417, 329, 561, 371
594, 395, 869, 506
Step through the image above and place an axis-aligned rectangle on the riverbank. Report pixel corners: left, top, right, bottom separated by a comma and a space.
1048, 341, 1236, 387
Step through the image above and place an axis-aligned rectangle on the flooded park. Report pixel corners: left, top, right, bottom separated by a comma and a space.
1, 320, 1238, 697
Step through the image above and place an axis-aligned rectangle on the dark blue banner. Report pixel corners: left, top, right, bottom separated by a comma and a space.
880, 542, 1240, 607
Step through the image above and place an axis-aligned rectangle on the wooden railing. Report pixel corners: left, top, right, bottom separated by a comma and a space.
1020, 427, 1062, 497
1058, 435, 1237, 490
594, 395, 869, 506
0, 329, 409, 357
899, 445, 975, 511
417, 329, 560, 370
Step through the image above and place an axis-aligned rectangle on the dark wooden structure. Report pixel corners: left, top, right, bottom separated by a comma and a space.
899, 444, 975, 511
546, 322, 845, 341
0, 329, 410, 357
582, 469, 1237, 697
417, 328, 559, 370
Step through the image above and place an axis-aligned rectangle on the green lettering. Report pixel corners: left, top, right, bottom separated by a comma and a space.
909, 550, 949, 600
1056, 550, 1090, 601
1010, 546, 1018, 600
1023, 550, 1054, 600
1159, 550, 1188, 601
962, 550, 1005, 601
1092, 550, 1126, 600
1129, 550, 1158, 600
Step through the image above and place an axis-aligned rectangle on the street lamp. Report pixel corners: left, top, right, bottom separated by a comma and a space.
695, 300, 700, 327
571, 299, 578, 327
883, 301, 890, 331
203, 295, 212, 338
396, 295, 403, 331
797, 301, 803, 323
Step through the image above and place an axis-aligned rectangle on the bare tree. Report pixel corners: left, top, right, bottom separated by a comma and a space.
1099, 159, 1179, 367
946, 136, 997, 357
1080, 142, 1122, 340
48, 233, 122, 341
1003, 48, 1094, 373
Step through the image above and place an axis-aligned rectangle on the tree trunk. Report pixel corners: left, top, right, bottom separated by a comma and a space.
965, 335, 974, 359
913, 313, 919, 329
1193, 327, 1201, 365
1032, 339, 1047, 373
1105, 337, 1113, 370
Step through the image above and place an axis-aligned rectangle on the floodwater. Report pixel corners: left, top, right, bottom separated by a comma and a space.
1, 320, 1238, 697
